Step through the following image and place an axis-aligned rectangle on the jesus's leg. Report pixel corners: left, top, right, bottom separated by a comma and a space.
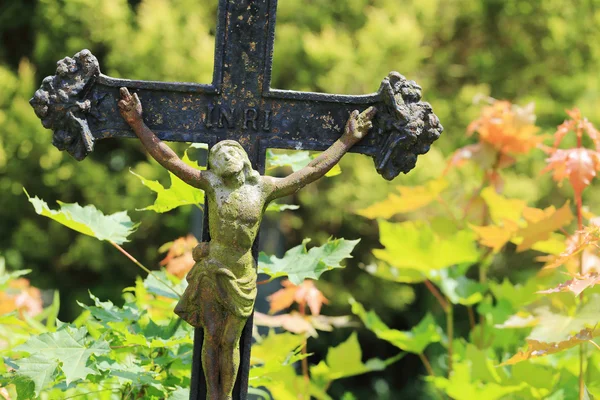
219, 314, 247, 400
201, 290, 225, 399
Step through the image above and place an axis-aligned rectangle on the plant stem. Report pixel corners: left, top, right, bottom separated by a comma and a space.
467, 306, 476, 331
418, 353, 436, 377
576, 190, 585, 400
299, 302, 309, 400
447, 301, 454, 378
109, 241, 182, 298
424, 280, 449, 312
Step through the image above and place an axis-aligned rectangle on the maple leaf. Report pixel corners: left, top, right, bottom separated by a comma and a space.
373, 220, 479, 272
131, 143, 206, 213
350, 298, 441, 354
159, 235, 198, 278
539, 227, 600, 270
258, 238, 359, 285
542, 148, 600, 199
537, 273, 600, 297
467, 100, 542, 155
515, 202, 574, 252
268, 279, 329, 316
254, 311, 352, 337
552, 108, 600, 151
25, 190, 138, 245
500, 327, 600, 366
15, 326, 110, 390
470, 220, 519, 253
356, 179, 448, 219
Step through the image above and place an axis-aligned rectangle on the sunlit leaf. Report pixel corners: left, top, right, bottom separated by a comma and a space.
266, 149, 341, 177
254, 311, 317, 337
130, 144, 206, 213
500, 327, 600, 366
429, 361, 526, 399
495, 312, 539, 329
373, 220, 479, 272
480, 186, 527, 225
310, 332, 404, 387
467, 100, 541, 155
539, 227, 600, 270
266, 203, 300, 213
542, 148, 600, 199
258, 238, 360, 285
356, 179, 448, 219
350, 298, 441, 354
434, 269, 486, 306
470, 221, 518, 253
15, 326, 110, 386
25, 190, 138, 245
529, 295, 600, 343
538, 273, 600, 297
361, 262, 426, 284
515, 202, 574, 252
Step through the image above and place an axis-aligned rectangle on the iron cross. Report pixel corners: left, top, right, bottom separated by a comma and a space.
29, 0, 442, 398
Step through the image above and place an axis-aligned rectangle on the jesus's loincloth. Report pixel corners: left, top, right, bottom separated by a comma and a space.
174, 247, 257, 328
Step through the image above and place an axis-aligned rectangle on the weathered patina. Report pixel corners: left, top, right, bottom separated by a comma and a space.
29, 1, 442, 399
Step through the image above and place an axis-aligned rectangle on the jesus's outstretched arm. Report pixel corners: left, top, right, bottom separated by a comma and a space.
118, 87, 211, 191
264, 106, 376, 202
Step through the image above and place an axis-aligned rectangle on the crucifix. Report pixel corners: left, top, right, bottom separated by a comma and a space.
29, 0, 442, 399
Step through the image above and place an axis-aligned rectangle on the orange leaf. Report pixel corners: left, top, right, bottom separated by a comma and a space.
542, 148, 600, 198
537, 273, 600, 297
268, 280, 329, 316
539, 227, 600, 270
516, 202, 574, 252
159, 235, 198, 278
468, 100, 542, 155
500, 327, 600, 366
470, 220, 519, 253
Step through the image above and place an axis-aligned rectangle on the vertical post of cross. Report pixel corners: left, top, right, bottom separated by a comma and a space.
190, 1, 277, 399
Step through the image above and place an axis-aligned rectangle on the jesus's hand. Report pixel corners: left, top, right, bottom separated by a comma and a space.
343, 106, 377, 143
118, 87, 143, 124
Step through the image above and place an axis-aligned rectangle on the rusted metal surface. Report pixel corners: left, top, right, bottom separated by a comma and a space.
29, 1, 443, 399
30, 0, 441, 181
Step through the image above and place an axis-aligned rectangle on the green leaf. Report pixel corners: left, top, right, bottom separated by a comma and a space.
77, 292, 142, 324
361, 261, 426, 284
143, 270, 186, 300
266, 149, 341, 177
15, 326, 110, 385
429, 362, 526, 399
130, 169, 204, 213
130, 143, 206, 213
250, 331, 306, 387
25, 190, 138, 245
12, 355, 58, 397
433, 269, 486, 306
11, 375, 36, 400
373, 220, 479, 272
530, 294, 600, 343
266, 202, 300, 213
168, 387, 191, 400
258, 238, 360, 285
350, 299, 441, 354
311, 332, 404, 386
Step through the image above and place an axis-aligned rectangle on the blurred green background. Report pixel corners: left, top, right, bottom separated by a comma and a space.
1, 0, 599, 397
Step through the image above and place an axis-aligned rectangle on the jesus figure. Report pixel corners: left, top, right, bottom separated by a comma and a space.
118, 87, 376, 400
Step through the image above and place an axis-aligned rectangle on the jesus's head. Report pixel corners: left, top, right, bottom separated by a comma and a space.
209, 140, 260, 184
